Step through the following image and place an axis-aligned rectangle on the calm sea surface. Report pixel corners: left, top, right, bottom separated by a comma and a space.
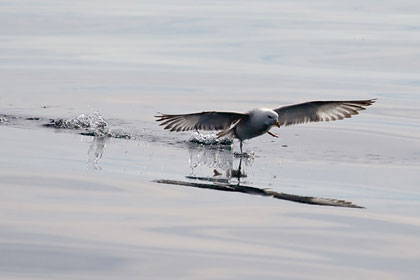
1, 1, 420, 279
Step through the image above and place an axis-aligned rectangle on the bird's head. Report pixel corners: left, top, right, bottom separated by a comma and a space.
253, 108, 280, 128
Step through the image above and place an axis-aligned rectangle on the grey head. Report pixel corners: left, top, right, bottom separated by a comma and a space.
234, 108, 280, 141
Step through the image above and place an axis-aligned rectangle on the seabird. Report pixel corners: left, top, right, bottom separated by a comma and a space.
155, 99, 376, 153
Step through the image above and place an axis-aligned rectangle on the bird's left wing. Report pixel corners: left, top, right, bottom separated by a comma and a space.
155, 111, 246, 132
273, 99, 376, 127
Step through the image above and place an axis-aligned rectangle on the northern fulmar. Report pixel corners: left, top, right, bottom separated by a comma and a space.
155, 99, 376, 153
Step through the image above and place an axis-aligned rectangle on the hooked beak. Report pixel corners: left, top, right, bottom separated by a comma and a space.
274, 120, 280, 128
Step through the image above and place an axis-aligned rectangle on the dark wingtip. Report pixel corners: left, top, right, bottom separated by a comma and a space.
155, 112, 168, 122
365, 98, 377, 105
348, 98, 376, 108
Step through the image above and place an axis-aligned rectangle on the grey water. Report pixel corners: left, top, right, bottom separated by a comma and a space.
1, 0, 420, 279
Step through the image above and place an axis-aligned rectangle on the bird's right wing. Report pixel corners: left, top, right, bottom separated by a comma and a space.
273, 99, 376, 127
155, 111, 247, 132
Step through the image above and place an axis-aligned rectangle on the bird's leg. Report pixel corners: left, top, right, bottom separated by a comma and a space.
231, 156, 242, 184
233, 142, 243, 183
267, 131, 279, 138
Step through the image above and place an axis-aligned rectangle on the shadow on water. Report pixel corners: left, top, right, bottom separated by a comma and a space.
154, 178, 364, 208
156, 141, 364, 209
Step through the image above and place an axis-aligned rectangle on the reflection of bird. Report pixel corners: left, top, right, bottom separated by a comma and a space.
156, 99, 376, 153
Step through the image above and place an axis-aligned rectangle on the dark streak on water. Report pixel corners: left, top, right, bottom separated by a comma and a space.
154, 179, 364, 208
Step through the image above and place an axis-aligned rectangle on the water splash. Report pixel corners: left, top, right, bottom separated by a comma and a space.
188, 145, 234, 172
43, 112, 134, 139
86, 136, 106, 170
188, 131, 233, 146
44, 112, 109, 136
0, 114, 16, 124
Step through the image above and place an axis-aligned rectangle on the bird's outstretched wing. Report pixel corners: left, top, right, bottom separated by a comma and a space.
155, 111, 246, 132
273, 99, 376, 127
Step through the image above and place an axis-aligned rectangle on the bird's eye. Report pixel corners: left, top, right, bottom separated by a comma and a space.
267, 115, 273, 119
